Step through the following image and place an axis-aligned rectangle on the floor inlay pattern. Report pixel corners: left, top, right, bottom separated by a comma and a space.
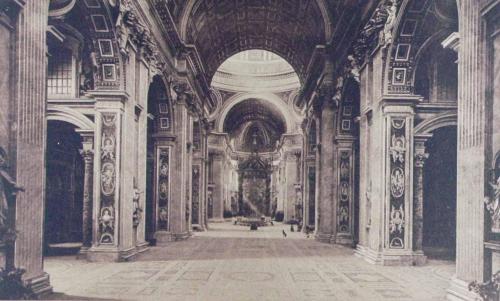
44, 223, 455, 300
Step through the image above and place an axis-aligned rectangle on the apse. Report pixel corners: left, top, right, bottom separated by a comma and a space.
223, 98, 287, 153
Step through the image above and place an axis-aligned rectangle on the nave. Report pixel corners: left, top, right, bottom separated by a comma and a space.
44, 222, 454, 301
0, 0, 498, 300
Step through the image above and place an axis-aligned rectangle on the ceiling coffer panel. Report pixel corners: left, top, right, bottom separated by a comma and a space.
186, 0, 326, 81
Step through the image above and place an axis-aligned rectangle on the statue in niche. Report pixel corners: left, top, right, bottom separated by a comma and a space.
0, 147, 24, 233
347, 55, 360, 83
132, 184, 143, 227
390, 135, 405, 163
485, 174, 500, 232
332, 76, 344, 107
79, 39, 98, 93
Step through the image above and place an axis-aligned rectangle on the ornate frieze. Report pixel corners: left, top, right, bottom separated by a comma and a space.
157, 147, 170, 231
388, 118, 406, 249
353, 0, 400, 66
191, 165, 200, 225
115, 0, 165, 72
98, 113, 117, 244
338, 151, 352, 233
170, 80, 203, 117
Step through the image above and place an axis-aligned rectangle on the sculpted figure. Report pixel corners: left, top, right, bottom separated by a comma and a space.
116, 0, 132, 56
132, 187, 143, 227
383, 0, 399, 47
486, 175, 500, 231
0, 147, 24, 229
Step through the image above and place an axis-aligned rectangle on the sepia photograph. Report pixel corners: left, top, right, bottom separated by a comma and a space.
0, 0, 498, 300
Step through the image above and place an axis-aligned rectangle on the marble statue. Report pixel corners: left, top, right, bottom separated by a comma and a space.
132, 187, 143, 227
383, 0, 399, 47
485, 175, 500, 232
0, 147, 24, 229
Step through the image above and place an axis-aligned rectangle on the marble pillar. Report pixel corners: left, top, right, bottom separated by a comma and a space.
209, 151, 225, 221
78, 133, 94, 254
335, 137, 356, 245
283, 150, 300, 222
87, 93, 127, 262
413, 135, 430, 259
152, 137, 175, 245
166, 101, 191, 240
315, 102, 337, 243
448, 1, 490, 299
9, 0, 52, 295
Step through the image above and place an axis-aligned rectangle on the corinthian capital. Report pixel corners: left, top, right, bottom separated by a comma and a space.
414, 152, 429, 168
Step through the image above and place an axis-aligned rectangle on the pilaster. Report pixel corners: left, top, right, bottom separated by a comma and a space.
10, 0, 52, 295
447, 1, 491, 299
87, 92, 128, 262
315, 102, 337, 243
334, 136, 356, 245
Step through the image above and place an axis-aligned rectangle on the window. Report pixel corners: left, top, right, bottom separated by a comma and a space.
47, 47, 76, 97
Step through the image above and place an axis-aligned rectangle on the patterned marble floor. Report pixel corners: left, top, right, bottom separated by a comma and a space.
44, 223, 455, 301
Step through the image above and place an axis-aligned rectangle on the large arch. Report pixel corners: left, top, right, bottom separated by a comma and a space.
178, 0, 331, 81
385, 0, 458, 94
414, 112, 457, 135
47, 106, 95, 131
179, 0, 332, 42
216, 92, 298, 134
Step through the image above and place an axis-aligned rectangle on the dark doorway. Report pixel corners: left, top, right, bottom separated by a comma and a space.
423, 126, 457, 260
44, 121, 84, 256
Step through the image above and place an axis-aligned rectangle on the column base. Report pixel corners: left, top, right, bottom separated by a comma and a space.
192, 224, 206, 231
315, 232, 333, 243
76, 246, 90, 260
447, 276, 478, 301
154, 231, 174, 246
120, 242, 150, 262
26, 272, 52, 298
173, 231, 191, 241
355, 244, 427, 266
86, 245, 148, 262
335, 233, 355, 246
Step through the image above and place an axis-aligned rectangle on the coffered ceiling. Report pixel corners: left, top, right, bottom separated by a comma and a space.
180, 0, 330, 82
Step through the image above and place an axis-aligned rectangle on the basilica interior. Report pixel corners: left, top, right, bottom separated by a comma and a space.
0, 0, 499, 300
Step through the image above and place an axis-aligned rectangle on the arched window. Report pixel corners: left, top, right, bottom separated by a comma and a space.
47, 26, 82, 99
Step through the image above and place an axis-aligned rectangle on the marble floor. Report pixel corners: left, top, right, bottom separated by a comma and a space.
44, 222, 455, 301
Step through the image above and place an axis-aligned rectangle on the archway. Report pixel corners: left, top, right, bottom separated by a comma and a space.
145, 76, 173, 244
422, 126, 457, 260
44, 121, 84, 256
